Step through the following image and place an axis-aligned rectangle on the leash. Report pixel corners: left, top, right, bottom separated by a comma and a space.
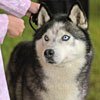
29, 13, 38, 32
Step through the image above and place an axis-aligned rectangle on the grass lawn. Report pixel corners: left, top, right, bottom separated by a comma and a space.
1, 0, 100, 100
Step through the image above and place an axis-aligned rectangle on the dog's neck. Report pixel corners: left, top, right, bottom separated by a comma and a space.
40, 57, 86, 100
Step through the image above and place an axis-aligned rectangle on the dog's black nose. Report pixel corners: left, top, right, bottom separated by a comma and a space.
44, 49, 55, 58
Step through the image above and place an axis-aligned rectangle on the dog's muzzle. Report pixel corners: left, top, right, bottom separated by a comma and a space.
44, 49, 56, 64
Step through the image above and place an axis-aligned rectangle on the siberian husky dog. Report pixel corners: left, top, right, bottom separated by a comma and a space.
6, 2, 93, 100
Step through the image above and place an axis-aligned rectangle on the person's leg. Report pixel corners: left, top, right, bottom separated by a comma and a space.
79, 0, 89, 19
38, 0, 65, 14
63, 0, 89, 19
38, 0, 89, 19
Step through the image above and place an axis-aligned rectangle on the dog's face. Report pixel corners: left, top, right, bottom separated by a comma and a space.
35, 3, 88, 65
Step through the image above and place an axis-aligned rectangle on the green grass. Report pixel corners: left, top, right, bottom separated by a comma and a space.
87, 0, 100, 100
87, 18, 100, 100
1, 0, 100, 100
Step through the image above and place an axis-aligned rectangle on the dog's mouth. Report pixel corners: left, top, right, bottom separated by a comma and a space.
45, 58, 56, 64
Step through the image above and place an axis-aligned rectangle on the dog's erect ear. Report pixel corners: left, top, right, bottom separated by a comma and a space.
69, 3, 88, 29
37, 3, 52, 28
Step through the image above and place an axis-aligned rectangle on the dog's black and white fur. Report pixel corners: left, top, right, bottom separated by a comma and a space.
6, 2, 93, 100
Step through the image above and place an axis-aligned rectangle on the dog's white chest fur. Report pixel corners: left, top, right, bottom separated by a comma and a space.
40, 58, 86, 100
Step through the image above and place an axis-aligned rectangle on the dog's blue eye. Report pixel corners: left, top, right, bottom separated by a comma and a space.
62, 35, 70, 41
44, 35, 49, 41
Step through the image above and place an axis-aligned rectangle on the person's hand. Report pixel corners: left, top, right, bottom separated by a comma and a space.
7, 15, 25, 38
26, 2, 40, 17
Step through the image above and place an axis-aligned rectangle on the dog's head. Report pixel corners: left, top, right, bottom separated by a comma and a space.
35, 2, 90, 66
